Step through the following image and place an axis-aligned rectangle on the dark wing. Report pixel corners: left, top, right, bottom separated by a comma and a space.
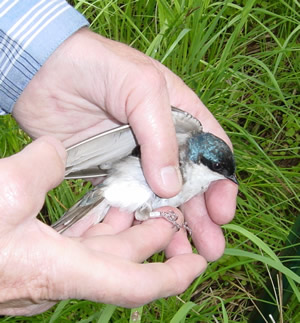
65, 125, 137, 179
171, 107, 202, 134
54, 108, 202, 233
64, 108, 202, 179
51, 185, 107, 233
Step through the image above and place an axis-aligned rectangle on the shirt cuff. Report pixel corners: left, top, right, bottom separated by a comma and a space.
0, 0, 89, 115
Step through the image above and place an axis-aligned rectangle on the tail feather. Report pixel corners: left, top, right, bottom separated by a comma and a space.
51, 185, 108, 233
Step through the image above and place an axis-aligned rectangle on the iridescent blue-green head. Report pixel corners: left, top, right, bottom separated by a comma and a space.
188, 132, 238, 184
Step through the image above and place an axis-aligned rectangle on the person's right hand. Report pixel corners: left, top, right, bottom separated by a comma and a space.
0, 137, 206, 316
13, 28, 238, 262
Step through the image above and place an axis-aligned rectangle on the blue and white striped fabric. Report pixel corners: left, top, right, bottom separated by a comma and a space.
0, 0, 89, 115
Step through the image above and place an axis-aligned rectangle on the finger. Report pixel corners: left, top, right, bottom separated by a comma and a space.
205, 180, 238, 225
81, 207, 184, 262
182, 196, 225, 262
184, 103, 238, 224
0, 136, 66, 226
157, 65, 238, 223
61, 210, 105, 238
61, 206, 133, 238
157, 64, 232, 146
124, 64, 182, 198
82, 207, 135, 237
55, 247, 206, 307
164, 229, 193, 259
185, 102, 233, 146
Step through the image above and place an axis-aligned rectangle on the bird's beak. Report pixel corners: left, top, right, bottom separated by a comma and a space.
227, 174, 238, 185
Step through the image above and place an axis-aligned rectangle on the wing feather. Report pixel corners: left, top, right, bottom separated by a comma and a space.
65, 125, 136, 179
64, 108, 202, 179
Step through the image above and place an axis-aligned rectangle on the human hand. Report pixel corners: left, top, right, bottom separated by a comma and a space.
0, 137, 205, 316
13, 28, 238, 261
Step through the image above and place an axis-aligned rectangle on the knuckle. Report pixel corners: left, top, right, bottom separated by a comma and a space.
132, 63, 166, 92
34, 138, 65, 179
0, 166, 30, 211
143, 65, 166, 88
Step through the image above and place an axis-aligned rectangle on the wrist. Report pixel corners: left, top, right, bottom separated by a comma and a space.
0, 1, 89, 115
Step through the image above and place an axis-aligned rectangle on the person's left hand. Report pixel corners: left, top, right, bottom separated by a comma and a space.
13, 28, 238, 261
0, 137, 205, 316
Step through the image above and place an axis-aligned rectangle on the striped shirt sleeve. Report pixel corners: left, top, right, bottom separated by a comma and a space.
0, 0, 89, 115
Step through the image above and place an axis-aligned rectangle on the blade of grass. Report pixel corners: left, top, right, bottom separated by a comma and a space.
170, 301, 197, 323
49, 300, 71, 323
96, 304, 117, 323
224, 249, 300, 293
161, 28, 191, 63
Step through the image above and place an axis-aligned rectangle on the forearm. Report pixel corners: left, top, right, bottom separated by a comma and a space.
0, 0, 88, 115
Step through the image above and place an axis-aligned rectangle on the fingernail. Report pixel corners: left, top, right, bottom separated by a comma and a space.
160, 166, 182, 194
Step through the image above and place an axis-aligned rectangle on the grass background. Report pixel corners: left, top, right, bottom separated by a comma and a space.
0, 0, 299, 322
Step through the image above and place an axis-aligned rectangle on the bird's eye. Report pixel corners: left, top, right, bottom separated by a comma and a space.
213, 162, 221, 170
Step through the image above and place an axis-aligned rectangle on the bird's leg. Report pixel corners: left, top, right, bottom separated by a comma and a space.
149, 210, 182, 231
135, 204, 192, 234
182, 222, 192, 235
150, 210, 192, 235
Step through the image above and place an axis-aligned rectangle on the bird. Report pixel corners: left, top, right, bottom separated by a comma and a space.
52, 107, 238, 234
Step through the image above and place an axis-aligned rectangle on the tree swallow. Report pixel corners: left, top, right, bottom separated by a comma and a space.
52, 108, 238, 233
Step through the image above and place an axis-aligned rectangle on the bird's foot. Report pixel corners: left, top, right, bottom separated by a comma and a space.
149, 210, 192, 235
150, 210, 181, 231
182, 222, 192, 235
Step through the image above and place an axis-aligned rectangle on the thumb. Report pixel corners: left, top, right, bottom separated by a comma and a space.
0, 136, 66, 228
124, 70, 182, 198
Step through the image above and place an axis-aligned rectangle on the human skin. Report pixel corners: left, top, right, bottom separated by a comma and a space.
0, 27, 238, 315
13, 28, 238, 256
0, 137, 206, 315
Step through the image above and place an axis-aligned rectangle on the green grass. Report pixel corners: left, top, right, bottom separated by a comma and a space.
1, 0, 299, 322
